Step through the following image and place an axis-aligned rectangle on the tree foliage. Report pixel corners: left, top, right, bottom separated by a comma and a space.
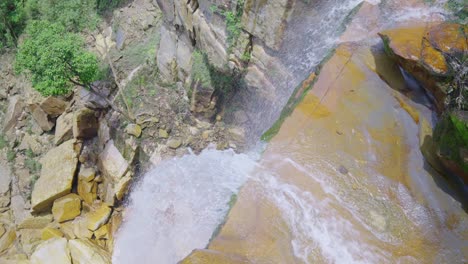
0, 0, 26, 48
27, 0, 100, 32
16, 21, 99, 96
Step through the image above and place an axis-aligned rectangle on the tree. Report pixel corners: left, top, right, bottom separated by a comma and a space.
0, 0, 26, 48
16, 20, 99, 96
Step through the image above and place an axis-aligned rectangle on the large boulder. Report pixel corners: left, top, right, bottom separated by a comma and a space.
68, 239, 111, 264
0, 167, 11, 208
52, 194, 82, 223
379, 23, 467, 113
73, 108, 99, 139
3, 95, 24, 133
99, 140, 129, 181
31, 140, 81, 213
40, 96, 67, 117
55, 112, 74, 145
432, 111, 468, 184
30, 104, 54, 132
30, 237, 71, 264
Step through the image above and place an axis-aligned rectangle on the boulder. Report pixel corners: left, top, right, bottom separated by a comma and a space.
125, 124, 142, 138
3, 95, 24, 132
30, 237, 71, 264
0, 168, 11, 208
77, 167, 98, 205
73, 108, 99, 139
242, 0, 293, 50
99, 140, 129, 180
30, 104, 54, 132
55, 112, 74, 145
379, 23, 467, 113
86, 203, 112, 231
18, 133, 42, 155
433, 111, 468, 184
181, 249, 250, 264
115, 173, 132, 201
159, 129, 169, 138
167, 138, 182, 149
68, 239, 111, 264
41, 227, 64, 240
40, 97, 67, 117
17, 214, 53, 229
0, 227, 16, 253
76, 85, 110, 110
31, 140, 81, 213
52, 194, 82, 223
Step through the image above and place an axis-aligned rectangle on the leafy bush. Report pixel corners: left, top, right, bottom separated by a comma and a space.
16, 20, 99, 96
28, 0, 100, 32
0, 0, 26, 48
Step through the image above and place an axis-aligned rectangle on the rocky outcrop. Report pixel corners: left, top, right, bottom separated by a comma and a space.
73, 108, 99, 139
30, 237, 71, 264
31, 140, 81, 213
3, 95, 24, 133
432, 111, 468, 184
379, 23, 467, 113
68, 239, 111, 264
52, 194, 82, 223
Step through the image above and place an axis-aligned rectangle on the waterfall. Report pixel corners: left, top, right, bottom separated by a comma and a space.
112, 148, 258, 263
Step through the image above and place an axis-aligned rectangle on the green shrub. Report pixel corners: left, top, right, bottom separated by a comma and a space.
16, 20, 99, 96
29, 0, 100, 32
434, 112, 468, 172
0, 0, 27, 48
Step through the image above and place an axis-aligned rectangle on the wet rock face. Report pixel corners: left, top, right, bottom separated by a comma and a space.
379, 23, 467, 113
433, 111, 468, 184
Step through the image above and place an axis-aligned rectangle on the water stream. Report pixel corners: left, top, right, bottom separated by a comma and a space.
113, 1, 466, 263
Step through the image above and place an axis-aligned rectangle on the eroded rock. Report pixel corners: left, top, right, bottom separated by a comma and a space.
52, 194, 82, 223
31, 140, 81, 213
73, 108, 99, 139
30, 237, 71, 264
68, 239, 111, 264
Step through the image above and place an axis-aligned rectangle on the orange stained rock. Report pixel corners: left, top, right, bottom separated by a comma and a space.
380, 26, 448, 75
428, 23, 468, 54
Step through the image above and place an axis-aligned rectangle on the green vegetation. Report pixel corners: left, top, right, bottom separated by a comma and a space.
0, 135, 8, 149
0, 0, 26, 49
28, 0, 100, 32
6, 149, 15, 162
211, 0, 245, 51
16, 21, 99, 96
25, 148, 41, 174
261, 48, 336, 141
446, 0, 467, 23
192, 50, 240, 98
434, 113, 468, 173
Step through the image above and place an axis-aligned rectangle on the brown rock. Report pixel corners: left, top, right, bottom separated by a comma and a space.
30, 237, 71, 264
125, 124, 142, 138
40, 96, 67, 117
31, 140, 81, 213
378, 23, 467, 113
55, 112, 73, 145
41, 227, 64, 240
73, 108, 99, 139
77, 167, 98, 205
30, 104, 54, 132
3, 95, 24, 133
0, 228, 16, 253
68, 239, 111, 264
99, 140, 129, 180
86, 203, 112, 231
52, 194, 82, 223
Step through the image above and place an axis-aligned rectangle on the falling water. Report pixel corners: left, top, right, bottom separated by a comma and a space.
113, 0, 466, 263
112, 148, 258, 263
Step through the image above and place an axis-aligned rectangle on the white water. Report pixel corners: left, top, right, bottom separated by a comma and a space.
112, 148, 258, 264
